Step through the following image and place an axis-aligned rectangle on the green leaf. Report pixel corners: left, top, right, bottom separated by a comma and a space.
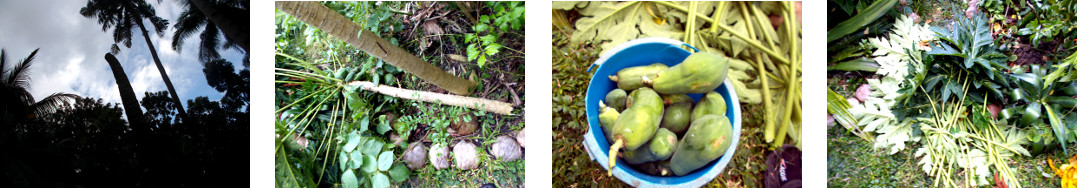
827, 57, 880, 72
466, 44, 479, 61
377, 151, 394, 171
480, 35, 497, 45
377, 119, 391, 135
478, 55, 487, 68
473, 23, 489, 33
827, 0, 898, 42
343, 132, 361, 153
361, 155, 378, 173
465, 33, 476, 43
371, 172, 390, 188
363, 140, 385, 156
342, 169, 359, 188
1046, 105, 1070, 155
350, 150, 363, 169
387, 164, 410, 182
339, 151, 349, 170
484, 43, 502, 56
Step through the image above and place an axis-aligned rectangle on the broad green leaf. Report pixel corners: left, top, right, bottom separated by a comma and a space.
466, 44, 479, 61
572, 2, 682, 54
341, 169, 359, 188
361, 155, 378, 173
377, 120, 392, 134
478, 55, 487, 68
350, 150, 363, 169
377, 151, 394, 171
387, 164, 410, 182
363, 140, 385, 156
827, 57, 880, 72
480, 35, 497, 45
473, 23, 489, 32
485, 43, 502, 56
371, 172, 390, 188
339, 151, 349, 170
1046, 105, 1070, 154
343, 132, 361, 152
827, 0, 898, 42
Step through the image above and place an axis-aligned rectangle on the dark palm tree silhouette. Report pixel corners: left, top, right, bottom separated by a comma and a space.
0, 48, 78, 122
172, 0, 249, 65
104, 53, 145, 128
80, 0, 187, 119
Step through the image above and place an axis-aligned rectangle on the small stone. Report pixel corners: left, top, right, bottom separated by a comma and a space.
402, 142, 427, 170
492, 136, 522, 161
516, 127, 526, 148
429, 143, 451, 170
453, 141, 479, 170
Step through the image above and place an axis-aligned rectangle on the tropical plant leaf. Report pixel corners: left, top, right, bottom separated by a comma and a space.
342, 169, 359, 188
377, 151, 393, 171
827, 0, 898, 43
571, 1, 681, 54
371, 172, 390, 188
387, 163, 410, 182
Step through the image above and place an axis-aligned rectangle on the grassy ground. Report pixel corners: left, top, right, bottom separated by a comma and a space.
551, 26, 771, 188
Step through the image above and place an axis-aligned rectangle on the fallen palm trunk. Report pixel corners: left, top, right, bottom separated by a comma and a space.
276, 1, 476, 95
346, 81, 513, 115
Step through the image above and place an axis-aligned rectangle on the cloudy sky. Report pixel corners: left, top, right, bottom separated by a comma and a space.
0, 0, 245, 109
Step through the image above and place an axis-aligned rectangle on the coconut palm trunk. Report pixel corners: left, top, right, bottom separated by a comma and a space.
189, 0, 248, 52
136, 20, 188, 119
104, 53, 146, 128
276, 1, 476, 95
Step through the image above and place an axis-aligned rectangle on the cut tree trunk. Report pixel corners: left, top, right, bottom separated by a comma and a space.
104, 53, 146, 128
276, 1, 477, 95
347, 81, 513, 115
138, 20, 188, 119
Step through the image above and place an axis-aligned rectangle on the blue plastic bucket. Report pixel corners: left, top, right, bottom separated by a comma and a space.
582, 38, 742, 187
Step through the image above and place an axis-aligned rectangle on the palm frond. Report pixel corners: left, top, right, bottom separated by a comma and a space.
199, 24, 222, 63
171, 6, 208, 52
6, 48, 38, 89
30, 92, 80, 117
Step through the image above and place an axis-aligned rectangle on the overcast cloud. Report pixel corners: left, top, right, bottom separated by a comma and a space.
0, 0, 245, 109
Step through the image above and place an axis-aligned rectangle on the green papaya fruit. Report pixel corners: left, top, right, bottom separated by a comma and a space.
334, 68, 347, 80
646, 52, 730, 94
609, 63, 668, 91
661, 94, 694, 105
606, 89, 663, 175
598, 101, 620, 143
344, 68, 357, 82
670, 115, 733, 176
691, 91, 727, 122
626, 87, 664, 114
605, 89, 628, 111
662, 102, 693, 135
623, 128, 678, 165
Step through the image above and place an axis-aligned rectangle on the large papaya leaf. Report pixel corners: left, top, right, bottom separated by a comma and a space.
571, 2, 681, 54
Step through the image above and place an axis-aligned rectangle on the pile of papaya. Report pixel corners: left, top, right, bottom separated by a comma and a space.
599, 52, 734, 176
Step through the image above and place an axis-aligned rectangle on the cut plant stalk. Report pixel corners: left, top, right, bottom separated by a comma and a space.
276, 1, 477, 95
346, 81, 514, 115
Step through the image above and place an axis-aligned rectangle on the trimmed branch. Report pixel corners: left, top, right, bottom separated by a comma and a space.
347, 81, 514, 115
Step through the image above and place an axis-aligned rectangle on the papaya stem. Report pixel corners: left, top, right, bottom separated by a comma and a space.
608, 138, 625, 176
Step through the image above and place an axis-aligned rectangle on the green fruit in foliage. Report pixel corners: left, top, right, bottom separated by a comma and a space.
609, 63, 668, 91
599, 101, 621, 143
335, 68, 348, 80
626, 87, 664, 114
611, 102, 662, 151
670, 115, 732, 176
647, 52, 730, 94
623, 128, 678, 165
691, 91, 726, 122
605, 89, 628, 111
344, 68, 357, 82
662, 102, 693, 135
661, 94, 694, 105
